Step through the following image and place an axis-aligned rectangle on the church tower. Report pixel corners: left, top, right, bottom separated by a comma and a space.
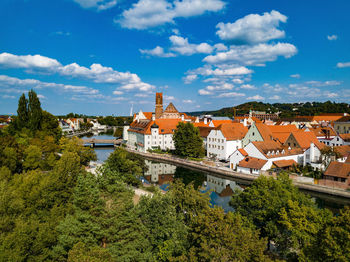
155, 92, 163, 119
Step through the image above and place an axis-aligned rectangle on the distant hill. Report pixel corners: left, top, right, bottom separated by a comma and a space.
187, 101, 350, 118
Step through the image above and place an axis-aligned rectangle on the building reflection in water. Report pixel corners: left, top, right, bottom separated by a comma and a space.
143, 160, 176, 185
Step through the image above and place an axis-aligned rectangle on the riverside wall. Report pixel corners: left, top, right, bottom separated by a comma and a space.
125, 148, 350, 202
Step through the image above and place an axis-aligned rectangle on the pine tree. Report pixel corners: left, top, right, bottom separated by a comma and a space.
28, 89, 42, 132
16, 93, 28, 130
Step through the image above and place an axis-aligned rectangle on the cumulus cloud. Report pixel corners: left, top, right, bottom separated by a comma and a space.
183, 74, 198, 84
139, 46, 175, 57
198, 89, 212, 95
72, 0, 117, 10
203, 42, 297, 66
117, 0, 226, 30
337, 62, 350, 68
190, 65, 252, 76
0, 52, 154, 92
270, 95, 280, 100
0, 75, 99, 95
247, 95, 264, 100
305, 80, 341, 87
217, 92, 245, 98
216, 10, 287, 44
240, 84, 256, 89
183, 99, 194, 103
327, 35, 338, 41
113, 90, 123, 95
206, 83, 234, 91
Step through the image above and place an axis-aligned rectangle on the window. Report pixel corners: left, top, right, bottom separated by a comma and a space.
252, 132, 255, 136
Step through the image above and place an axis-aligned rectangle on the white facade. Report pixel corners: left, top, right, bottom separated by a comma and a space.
127, 127, 175, 152
326, 135, 350, 147
303, 143, 324, 170
237, 166, 261, 175
206, 174, 240, 194
123, 125, 129, 141
207, 129, 242, 160
236, 142, 303, 171
144, 160, 176, 183
229, 149, 246, 170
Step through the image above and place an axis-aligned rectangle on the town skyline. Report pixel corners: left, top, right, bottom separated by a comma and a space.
0, 0, 349, 115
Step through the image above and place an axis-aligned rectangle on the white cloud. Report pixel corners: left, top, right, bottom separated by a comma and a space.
37, 94, 46, 99
247, 95, 264, 100
51, 31, 71, 36
203, 42, 297, 66
240, 84, 256, 89
117, 0, 226, 30
183, 74, 198, 84
0, 75, 99, 95
2, 95, 16, 99
183, 99, 194, 103
0, 52, 61, 70
164, 95, 175, 100
0, 52, 154, 92
198, 89, 212, 95
72, 0, 117, 10
270, 95, 280, 100
213, 43, 228, 51
216, 10, 287, 44
113, 90, 123, 95
169, 35, 213, 55
217, 92, 245, 98
139, 46, 175, 57
232, 78, 244, 84
206, 83, 234, 91
305, 80, 341, 87
327, 35, 338, 41
337, 62, 350, 68
191, 65, 252, 76
290, 74, 300, 78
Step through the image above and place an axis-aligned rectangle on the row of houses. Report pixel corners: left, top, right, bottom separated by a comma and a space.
124, 93, 350, 189
58, 118, 106, 134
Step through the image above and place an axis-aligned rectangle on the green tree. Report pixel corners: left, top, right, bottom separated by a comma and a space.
173, 122, 204, 158
68, 242, 112, 262
230, 174, 316, 250
23, 145, 42, 170
16, 93, 28, 130
28, 89, 42, 132
40, 110, 62, 142
188, 207, 270, 262
303, 207, 350, 262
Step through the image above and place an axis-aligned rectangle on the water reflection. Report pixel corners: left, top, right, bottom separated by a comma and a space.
143, 160, 239, 212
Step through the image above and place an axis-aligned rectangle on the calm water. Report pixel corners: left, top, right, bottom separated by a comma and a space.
83, 133, 347, 212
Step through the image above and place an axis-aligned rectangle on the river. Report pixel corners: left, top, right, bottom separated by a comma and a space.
81, 132, 347, 212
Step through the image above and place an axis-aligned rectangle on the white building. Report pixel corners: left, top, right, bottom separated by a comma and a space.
206, 123, 248, 161
229, 148, 248, 170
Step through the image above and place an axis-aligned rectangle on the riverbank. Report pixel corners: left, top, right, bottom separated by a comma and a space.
125, 148, 350, 201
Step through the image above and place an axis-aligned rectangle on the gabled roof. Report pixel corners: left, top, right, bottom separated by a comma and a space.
197, 126, 214, 138
211, 120, 234, 127
267, 124, 298, 133
238, 156, 267, 170
312, 115, 343, 122
334, 145, 350, 158
311, 126, 336, 137
129, 119, 184, 135
252, 140, 303, 159
215, 123, 248, 141
287, 131, 320, 150
255, 123, 274, 141
273, 159, 297, 168
164, 102, 179, 113
324, 162, 350, 178
335, 116, 350, 122
339, 133, 350, 142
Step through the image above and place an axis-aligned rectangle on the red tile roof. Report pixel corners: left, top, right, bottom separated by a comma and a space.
334, 145, 350, 158
324, 162, 350, 179
273, 159, 298, 168
211, 120, 234, 127
238, 148, 248, 156
267, 124, 298, 133
215, 123, 248, 141
129, 119, 185, 135
339, 133, 350, 142
287, 131, 322, 150
252, 140, 303, 159
255, 123, 274, 141
238, 156, 267, 170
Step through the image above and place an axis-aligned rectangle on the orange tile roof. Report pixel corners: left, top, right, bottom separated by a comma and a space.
198, 126, 214, 138
310, 126, 337, 137
324, 162, 350, 179
215, 123, 248, 141
193, 122, 211, 127
250, 116, 262, 123
129, 119, 185, 135
267, 124, 298, 133
252, 140, 303, 159
211, 120, 234, 127
288, 131, 321, 150
312, 115, 343, 122
339, 133, 350, 142
273, 159, 298, 168
272, 132, 293, 144
255, 123, 274, 141
238, 148, 248, 156
334, 145, 350, 158
238, 156, 267, 169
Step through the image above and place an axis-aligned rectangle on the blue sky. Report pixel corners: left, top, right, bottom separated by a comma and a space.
0, 0, 349, 116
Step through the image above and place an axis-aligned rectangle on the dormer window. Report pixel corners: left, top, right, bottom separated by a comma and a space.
161, 129, 164, 132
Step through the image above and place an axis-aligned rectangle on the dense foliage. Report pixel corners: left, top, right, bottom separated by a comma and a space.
188, 101, 350, 118
173, 122, 205, 158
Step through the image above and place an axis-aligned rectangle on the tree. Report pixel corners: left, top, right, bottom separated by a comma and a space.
40, 110, 62, 142
321, 146, 342, 169
68, 242, 112, 262
188, 207, 270, 262
173, 122, 204, 158
28, 90, 42, 132
16, 93, 28, 130
23, 145, 42, 170
230, 174, 316, 250
303, 207, 350, 262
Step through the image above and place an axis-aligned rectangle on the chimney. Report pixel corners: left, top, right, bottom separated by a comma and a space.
243, 118, 247, 127
204, 117, 207, 125
152, 114, 155, 121
181, 114, 184, 121
155, 92, 163, 119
